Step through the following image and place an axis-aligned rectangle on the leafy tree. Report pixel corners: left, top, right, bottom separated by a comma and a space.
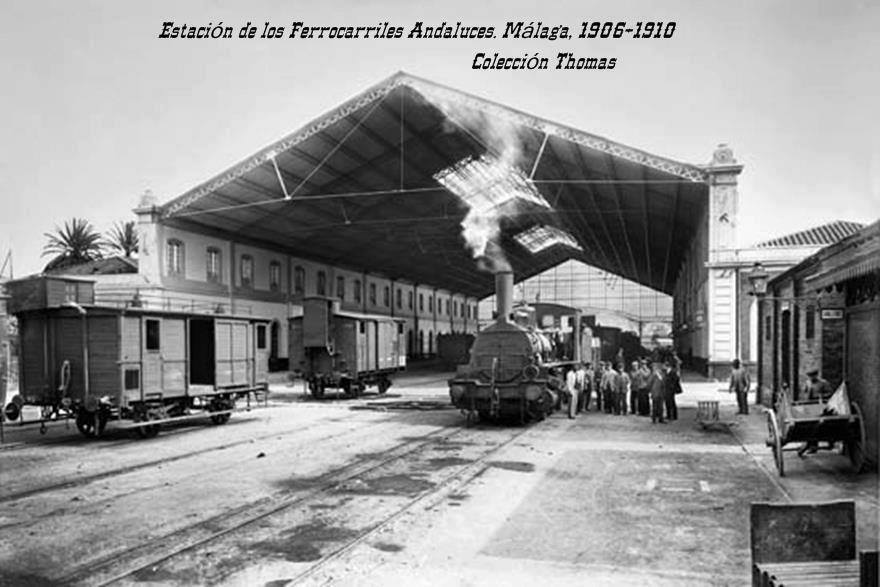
42, 218, 104, 271
105, 220, 139, 258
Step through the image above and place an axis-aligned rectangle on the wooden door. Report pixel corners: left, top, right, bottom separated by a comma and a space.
366, 320, 377, 372
356, 320, 368, 374
215, 319, 233, 387
161, 318, 187, 397
253, 322, 269, 384
142, 317, 163, 395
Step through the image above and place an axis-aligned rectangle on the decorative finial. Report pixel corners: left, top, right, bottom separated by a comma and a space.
138, 189, 157, 208
711, 143, 736, 165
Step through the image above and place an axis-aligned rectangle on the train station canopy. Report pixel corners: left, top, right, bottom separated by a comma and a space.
159, 72, 711, 298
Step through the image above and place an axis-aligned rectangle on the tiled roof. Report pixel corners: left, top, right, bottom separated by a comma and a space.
756, 220, 865, 248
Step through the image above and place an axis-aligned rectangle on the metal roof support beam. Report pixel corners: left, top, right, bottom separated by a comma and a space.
605, 153, 643, 286
539, 139, 611, 269
570, 144, 628, 277
639, 166, 654, 287
289, 95, 386, 198
661, 186, 680, 293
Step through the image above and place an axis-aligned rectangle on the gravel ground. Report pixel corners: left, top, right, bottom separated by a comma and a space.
0, 373, 876, 586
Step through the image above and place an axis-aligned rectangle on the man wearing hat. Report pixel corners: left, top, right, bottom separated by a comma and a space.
728, 358, 750, 415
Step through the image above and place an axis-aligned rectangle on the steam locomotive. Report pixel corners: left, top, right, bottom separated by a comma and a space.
448, 271, 589, 423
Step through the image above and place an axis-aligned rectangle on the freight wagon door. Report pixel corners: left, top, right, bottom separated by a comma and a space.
253, 322, 269, 385
215, 319, 250, 388
366, 320, 377, 372
142, 317, 163, 395
161, 318, 187, 397
120, 317, 142, 403
356, 321, 367, 374
376, 321, 388, 371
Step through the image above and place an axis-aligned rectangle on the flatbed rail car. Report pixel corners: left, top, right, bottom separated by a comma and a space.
4, 275, 270, 439
289, 296, 406, 399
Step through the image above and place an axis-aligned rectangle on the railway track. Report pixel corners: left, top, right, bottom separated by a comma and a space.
51, 421, 531, 586
0, 412, 431, 513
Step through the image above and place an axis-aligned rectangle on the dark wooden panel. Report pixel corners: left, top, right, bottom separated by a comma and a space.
750, 501, 856, 565
87, 316, 121, 400
55, 317, 85, 402
19, 316, 47, 402
846, 303, 879, 467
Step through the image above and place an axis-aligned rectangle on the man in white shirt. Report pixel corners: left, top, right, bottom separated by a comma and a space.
565, 365, 582, 419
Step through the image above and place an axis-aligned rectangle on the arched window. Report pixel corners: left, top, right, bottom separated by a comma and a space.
166, 239, 184, 275
353, 279, 362, 303
206, 247, 221, 283
369, 283, 377, 305
337, 276, 345, 300
383, 286, 390, 307
317, 270, 327, 295
294, 266, 305, 294
240, 255, 254, 288
396, 289, 402, 309
408, 291, 413, 310
269, 261, 281, 291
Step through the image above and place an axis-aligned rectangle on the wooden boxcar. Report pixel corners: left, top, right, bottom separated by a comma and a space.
289, 297, 406, 398
5, 276, 270, 438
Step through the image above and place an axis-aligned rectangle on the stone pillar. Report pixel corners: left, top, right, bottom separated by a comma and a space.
133, 189, 163, 286
705, 145, 744, 378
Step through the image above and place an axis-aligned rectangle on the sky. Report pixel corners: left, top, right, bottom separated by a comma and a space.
1, 0, 878, 278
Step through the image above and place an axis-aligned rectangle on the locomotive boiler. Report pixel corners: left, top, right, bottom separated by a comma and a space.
448, 270, 585, 423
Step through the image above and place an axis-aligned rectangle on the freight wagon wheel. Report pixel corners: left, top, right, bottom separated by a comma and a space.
75, 409, 107, 439
846, 402, 866, 474
342, 380, 355, 399
765, 409, 784, 477
377, 378, 390, 395
209, 399, 232, 425
133, 409, 160, 439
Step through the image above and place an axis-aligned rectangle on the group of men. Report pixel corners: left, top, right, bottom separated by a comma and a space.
561, 359, 683, 423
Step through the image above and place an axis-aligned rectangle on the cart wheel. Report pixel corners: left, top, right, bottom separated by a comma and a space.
341, 380, 355, 399
766, 409, 784, 476
846, 402, 866, 473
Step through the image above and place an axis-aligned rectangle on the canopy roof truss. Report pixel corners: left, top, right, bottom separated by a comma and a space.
160, 72, 710, 298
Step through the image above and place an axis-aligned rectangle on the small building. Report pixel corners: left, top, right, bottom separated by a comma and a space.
758, 219, 879, 468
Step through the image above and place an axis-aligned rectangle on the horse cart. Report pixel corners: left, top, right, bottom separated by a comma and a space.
765, 388, 866, 476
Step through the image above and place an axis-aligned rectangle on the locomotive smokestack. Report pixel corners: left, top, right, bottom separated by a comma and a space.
495, 270, 514, 323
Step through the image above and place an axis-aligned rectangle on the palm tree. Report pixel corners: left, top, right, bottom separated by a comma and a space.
105, 220, 139, 258
42, 218, 105, 271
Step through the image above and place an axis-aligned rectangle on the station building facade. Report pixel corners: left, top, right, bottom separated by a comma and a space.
672, 145, 863, 379
79, 190, 480, 370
